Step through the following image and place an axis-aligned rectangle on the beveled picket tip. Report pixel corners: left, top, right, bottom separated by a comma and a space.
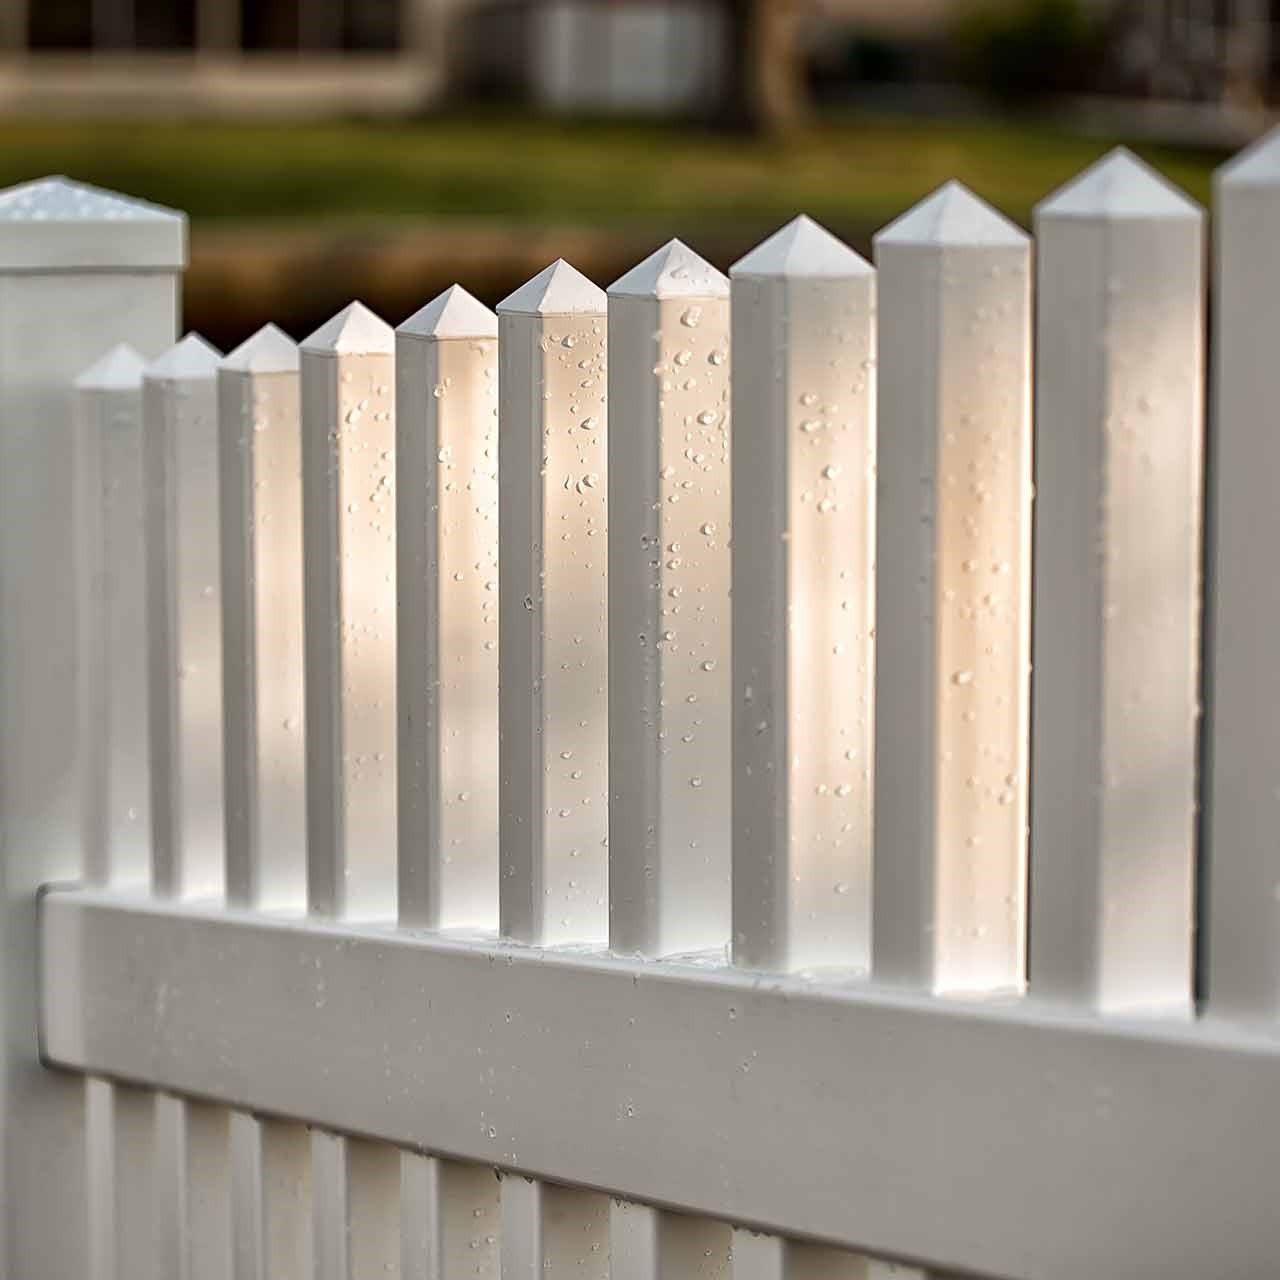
1037, 147, 1202, 220
0, 174, 187, 271
221, 323, 299, 374
144, 332, 222, 381
731, 213, 871, 279
876, 180, 1028, 247
300, 300, 395, 356
398, 284, 498, 340
75, 343, 147, 391
1218, 125, 1280, 187
497, 258, 606, 316
609, 238, 728, 298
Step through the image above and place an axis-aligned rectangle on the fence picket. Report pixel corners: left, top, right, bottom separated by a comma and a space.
396, 286, 500, 930
611, 1200, 730, 1280
872, 183, 1032, 996
217, 326, 315, 1276
1031, 150, 1204, 1014
500, 1178, 609, 1280
729, 215, 876, 973
607, 240, 731, 959
1206, 127, 1280, 1020
400, 1154, 500, 1280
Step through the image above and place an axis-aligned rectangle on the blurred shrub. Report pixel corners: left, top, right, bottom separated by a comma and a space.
952, 0, 1103, 102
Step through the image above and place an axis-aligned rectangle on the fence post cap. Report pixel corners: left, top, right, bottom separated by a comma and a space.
300, 301, 395, 356
730, 214, 870, 280
221, 323, 299, 374
496, 259, 606, 317
1036, 147, 1202, 221
0, 175, 186, 271
609, 238, 728, 299
1217, 126, 1280, 188
398, 284, 498, 341
144, 332, 222, 382
74, 342, 147, 391
876, 181, 1028, 249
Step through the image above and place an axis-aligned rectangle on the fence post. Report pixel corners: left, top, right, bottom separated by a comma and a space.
497, 259, 609, 946
1031, 150, 1203, 1014
730, 214, 876, 973
299, 301, 401, 1278
607, 239, 731, 960
395, 286, 503, 1279
0, 177, 182, 1277
396, 284, 500, 931
872, 183, 1032, 997
217, 324, 314, 1280
1205, 128, 1280, 1020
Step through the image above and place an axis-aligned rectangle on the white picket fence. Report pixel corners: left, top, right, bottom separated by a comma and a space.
3, 131, 1280, 1280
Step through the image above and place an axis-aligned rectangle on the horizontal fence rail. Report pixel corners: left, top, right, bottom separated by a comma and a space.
4, 131, 1280, 1280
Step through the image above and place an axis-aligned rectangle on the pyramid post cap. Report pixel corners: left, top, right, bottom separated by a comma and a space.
731, 214, 872, 279
1036, 147, 1203, 220
876, 181, 1029, 249
301, 301, 395, 355
74, 343, 147, 391
0, 175, 186, 270
1217, 126, 1280, 188
497, 259, 607, 316
398, 284, 498, 340
609, 239, 729, 299
144, 333, 222, 381
221, 323, 299, 374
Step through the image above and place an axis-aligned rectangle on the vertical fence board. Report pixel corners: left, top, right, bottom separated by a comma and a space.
731, 1231, 920, 1279
730, 215, 876, 973
301, 301, 401, 1275
0, 178, 182, 1279
1031, 150, 1204, 1014
401, 1153, 500, 1280
1206, 128, 1280, 1020
872, 184, 1032, 996
396, 286, 500, 930
156, 1093, 232, 1280
144, 333, 226, 900
497, 260, 609, 945
611, 1200, 730, 1280
230, 1113, 313, 1280
501, 1178, 609, 1280
607, 240, 732, 959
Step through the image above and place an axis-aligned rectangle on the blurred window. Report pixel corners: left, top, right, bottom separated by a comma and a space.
344, 0, 402, 50
135, 0, 196, 48
29, 0, 92, 49
242, 0, 303, 49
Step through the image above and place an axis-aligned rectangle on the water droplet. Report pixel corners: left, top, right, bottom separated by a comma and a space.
680, 306, 702, 328
952, 669, 974, 686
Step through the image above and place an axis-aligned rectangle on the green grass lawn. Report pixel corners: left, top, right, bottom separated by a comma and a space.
0, 110, 1225, 233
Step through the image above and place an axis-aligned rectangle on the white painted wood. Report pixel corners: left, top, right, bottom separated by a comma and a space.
76, 345, 151, 890
44, 888, 1280, 1280
231, 1112, 313, 1280
156, 1093, 233, 1280
729, 215, 876, 973
611, 1199, 730, 1280
501, 1177, 608, 1280
0, 176, 181, 1279
143, 333, 226, 900
219, 325, 306, 911
396, 286, 500, 930
730, 1231, 918, 1279
400, 1153, 500, 1280
314, 1131, 400, 1280
497, 261, 609, 946
607, 240, 731, 959
1031, 149, 1204, 1015
1206, 127, 1280, 1021
872, 183, 1032, 996
300, 302, 398, 921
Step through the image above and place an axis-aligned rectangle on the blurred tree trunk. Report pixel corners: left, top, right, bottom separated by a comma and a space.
720, 0, 810, 135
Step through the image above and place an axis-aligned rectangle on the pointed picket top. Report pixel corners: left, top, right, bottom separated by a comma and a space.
144, 332, 222, 381
496, 259, 606, 317
609, 238, 729, 299
222, 323, 299, 375
877, 181, 1028, 248
0, 175, 186, 271
74, 342, 147, 391
301, 300, 395, 356
731, 214, 871, 280
1218, 125, 1280, 188
1037, 147, 1201, 221
398, 284, 498, 340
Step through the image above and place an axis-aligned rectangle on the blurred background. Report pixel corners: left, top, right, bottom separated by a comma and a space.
2, 0, 1267, 346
